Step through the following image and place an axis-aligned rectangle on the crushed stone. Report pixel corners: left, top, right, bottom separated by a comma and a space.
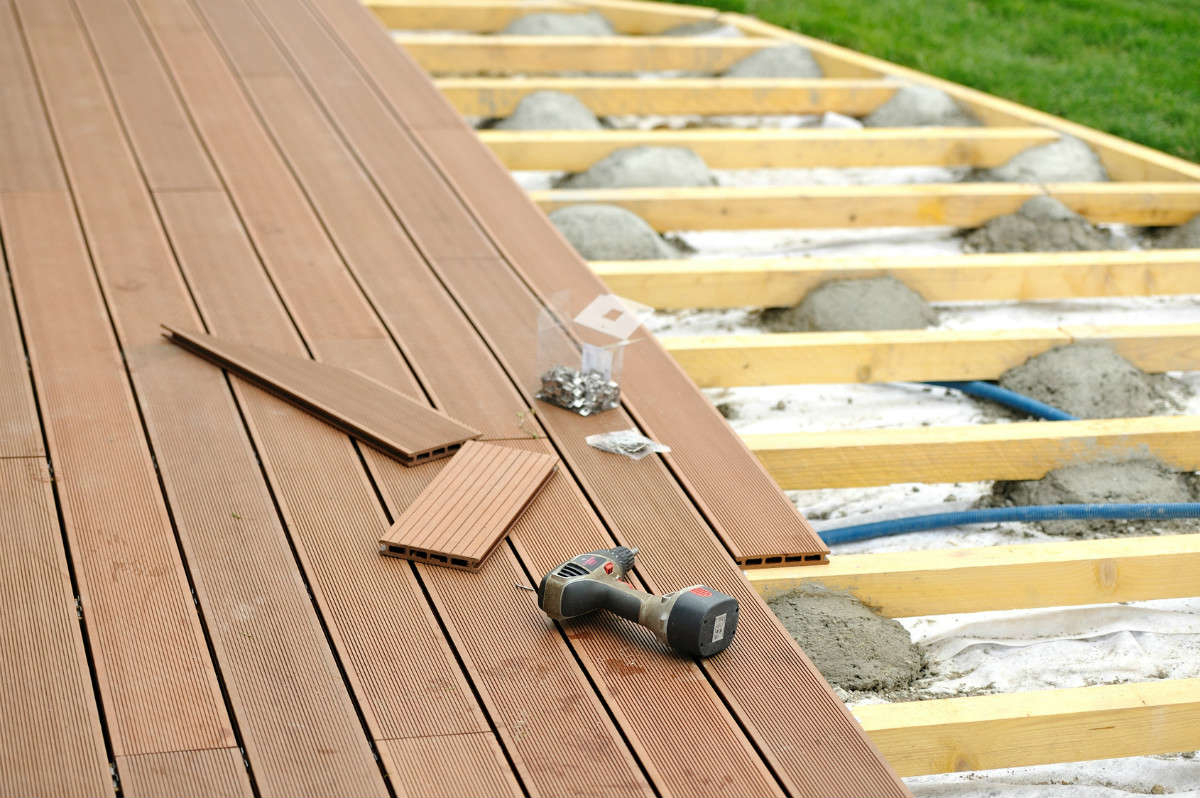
998, 342, 1186, 419
992, 458, 1200, 537
500, 11, 614, 36
768, 583, 923, 692
982, 134, 1109, 183
862, 85, 978, 128
489, 90, 602, 131
548, 204, 677, 260
1148, 213, 1200, 249
723, 44, 822, 78
555, 145, 715, 189
962, 195, 1130, 253
759, 276, 936, 332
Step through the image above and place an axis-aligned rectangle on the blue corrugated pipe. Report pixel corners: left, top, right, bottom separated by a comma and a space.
925, 380, 1078, 421
820, 503, 1200, 545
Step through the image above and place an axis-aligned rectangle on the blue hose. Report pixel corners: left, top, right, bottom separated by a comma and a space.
820, 503, 1200, 545
925, 380, 1078, 421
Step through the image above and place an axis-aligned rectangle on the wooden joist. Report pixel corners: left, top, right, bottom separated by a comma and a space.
369, 0, 720, 34
746, 415, 1200, 489
396, 34, 775, 74
436, 77, 897, 116
533, 182, 1200, 230
592, 250, 1200, 309
661, 323, 1200, 387
854, 679, 1200, 777
480, 127, 1059, 171
747, 534, 1200, 617
721, 13, 1200, 181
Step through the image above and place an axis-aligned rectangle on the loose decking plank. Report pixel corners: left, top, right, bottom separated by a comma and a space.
478, 127, 1061, 171
31, 0, 395, 792
437, 77, 898, 117
379, 440, 558, 569
183, 0, 792, 792
162, 326, 480, 464
116, 749, 252, 798
531, 183, 1200, 230
268, 1, 906, 794
591, 250, 1200, 309
129, 1, 655, 792
397, 34, 775, 74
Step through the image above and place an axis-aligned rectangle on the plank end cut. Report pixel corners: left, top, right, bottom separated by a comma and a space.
161, 325, 480, 465
379, 440, 559, 570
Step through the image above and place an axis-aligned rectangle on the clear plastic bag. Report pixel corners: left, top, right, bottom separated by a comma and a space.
585, 429, 670, 461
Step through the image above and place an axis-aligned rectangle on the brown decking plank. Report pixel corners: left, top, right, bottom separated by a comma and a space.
302, 0, 826, 569
20, 2, 393, 793
0, 2, 64, 193
263, 2, 907, 794
193, 0, 798, 794
0, 455, 113, 797
162, 325, 481, 464
0, 244, 42, 460
116, 749, 253, 798
379, 440, 557, 568
378, 735, 523, 798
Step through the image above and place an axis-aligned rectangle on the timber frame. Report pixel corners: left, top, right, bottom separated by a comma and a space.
365, 0, 1200, 784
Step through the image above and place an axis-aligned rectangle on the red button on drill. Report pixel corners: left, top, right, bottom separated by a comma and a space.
604, 562, 614, 574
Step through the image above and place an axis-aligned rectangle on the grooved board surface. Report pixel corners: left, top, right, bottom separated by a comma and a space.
163, 326, 480, 464
0, 0, 921, 792
380, 440, 557, 568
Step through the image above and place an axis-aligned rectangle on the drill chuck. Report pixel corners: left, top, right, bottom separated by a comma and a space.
537, 547, 739, 658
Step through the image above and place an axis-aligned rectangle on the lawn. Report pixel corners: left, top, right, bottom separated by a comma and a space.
673, 0, 1200, 163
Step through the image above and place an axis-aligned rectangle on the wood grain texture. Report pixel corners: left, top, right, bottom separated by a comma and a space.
163, 326, 480, 464
117, 749, 252, 798
592, 250, 1200, 309
380, 440, 558, 569
747, 415, 1200, 489
370, 0, 717, 34
479, 127, 1060, 171
437, 77, 898, 117
398, 34, 775, 74
854, 679, 1200, 777
531, 182, 1200, 230
748, 534, 1200, 617
377, 734, 522, 798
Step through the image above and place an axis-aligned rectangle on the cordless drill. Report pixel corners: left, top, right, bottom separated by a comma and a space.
537, 547, 739, 658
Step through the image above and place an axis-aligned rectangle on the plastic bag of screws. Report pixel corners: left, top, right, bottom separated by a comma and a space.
537, 365, 620, 416
586, 429, 670, 460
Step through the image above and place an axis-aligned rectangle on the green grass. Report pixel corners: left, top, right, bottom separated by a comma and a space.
672, 0, 1200, 163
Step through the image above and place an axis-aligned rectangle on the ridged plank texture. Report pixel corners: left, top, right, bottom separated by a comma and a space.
163, 326, 480, 464
0, 458, 112, 797
0, 256, 42, 459
380, 440, 557, 568
203, 0, 800, 794
377, 734, 522, 798
117, 749, 252, 798
35, 0, 394, 791
277, 2, 905, 794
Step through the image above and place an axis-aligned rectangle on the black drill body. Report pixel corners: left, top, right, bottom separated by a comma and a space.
537, 546, 739, 658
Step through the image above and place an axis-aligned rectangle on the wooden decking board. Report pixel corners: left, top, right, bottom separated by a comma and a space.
23, 3, 395, 793
257, 2, 905, 794
181, 1, 797, 792
116, 749, 253, 798
0, 1, 65, 193
377, 734, 523, 798
379, 440, 558, 569
0, 254, 43, 459
1, 456, 114, 798
162, 326, 481, 465
0, 187, 234, 757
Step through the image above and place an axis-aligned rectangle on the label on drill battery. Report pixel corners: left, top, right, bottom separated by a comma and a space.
712, 613, 727, 643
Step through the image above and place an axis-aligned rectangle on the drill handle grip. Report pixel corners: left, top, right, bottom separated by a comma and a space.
559, 577, 645, 622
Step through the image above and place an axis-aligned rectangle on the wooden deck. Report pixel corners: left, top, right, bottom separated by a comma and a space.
0, 0, 905, 796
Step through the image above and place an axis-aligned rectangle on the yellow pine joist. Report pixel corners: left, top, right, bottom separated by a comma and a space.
722, 13, 1200, 181
662, 323, 1200, 387
435, 77, 897, 117
855, 679, 1200, 777
373, 0, 726, 34
746, 415, 1200, 489
592, 249, 1200, 309
480, 127, 1058, 170
748, 534, 1200, 617
396, 34, 775, 74
532, 182, 1200, 229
